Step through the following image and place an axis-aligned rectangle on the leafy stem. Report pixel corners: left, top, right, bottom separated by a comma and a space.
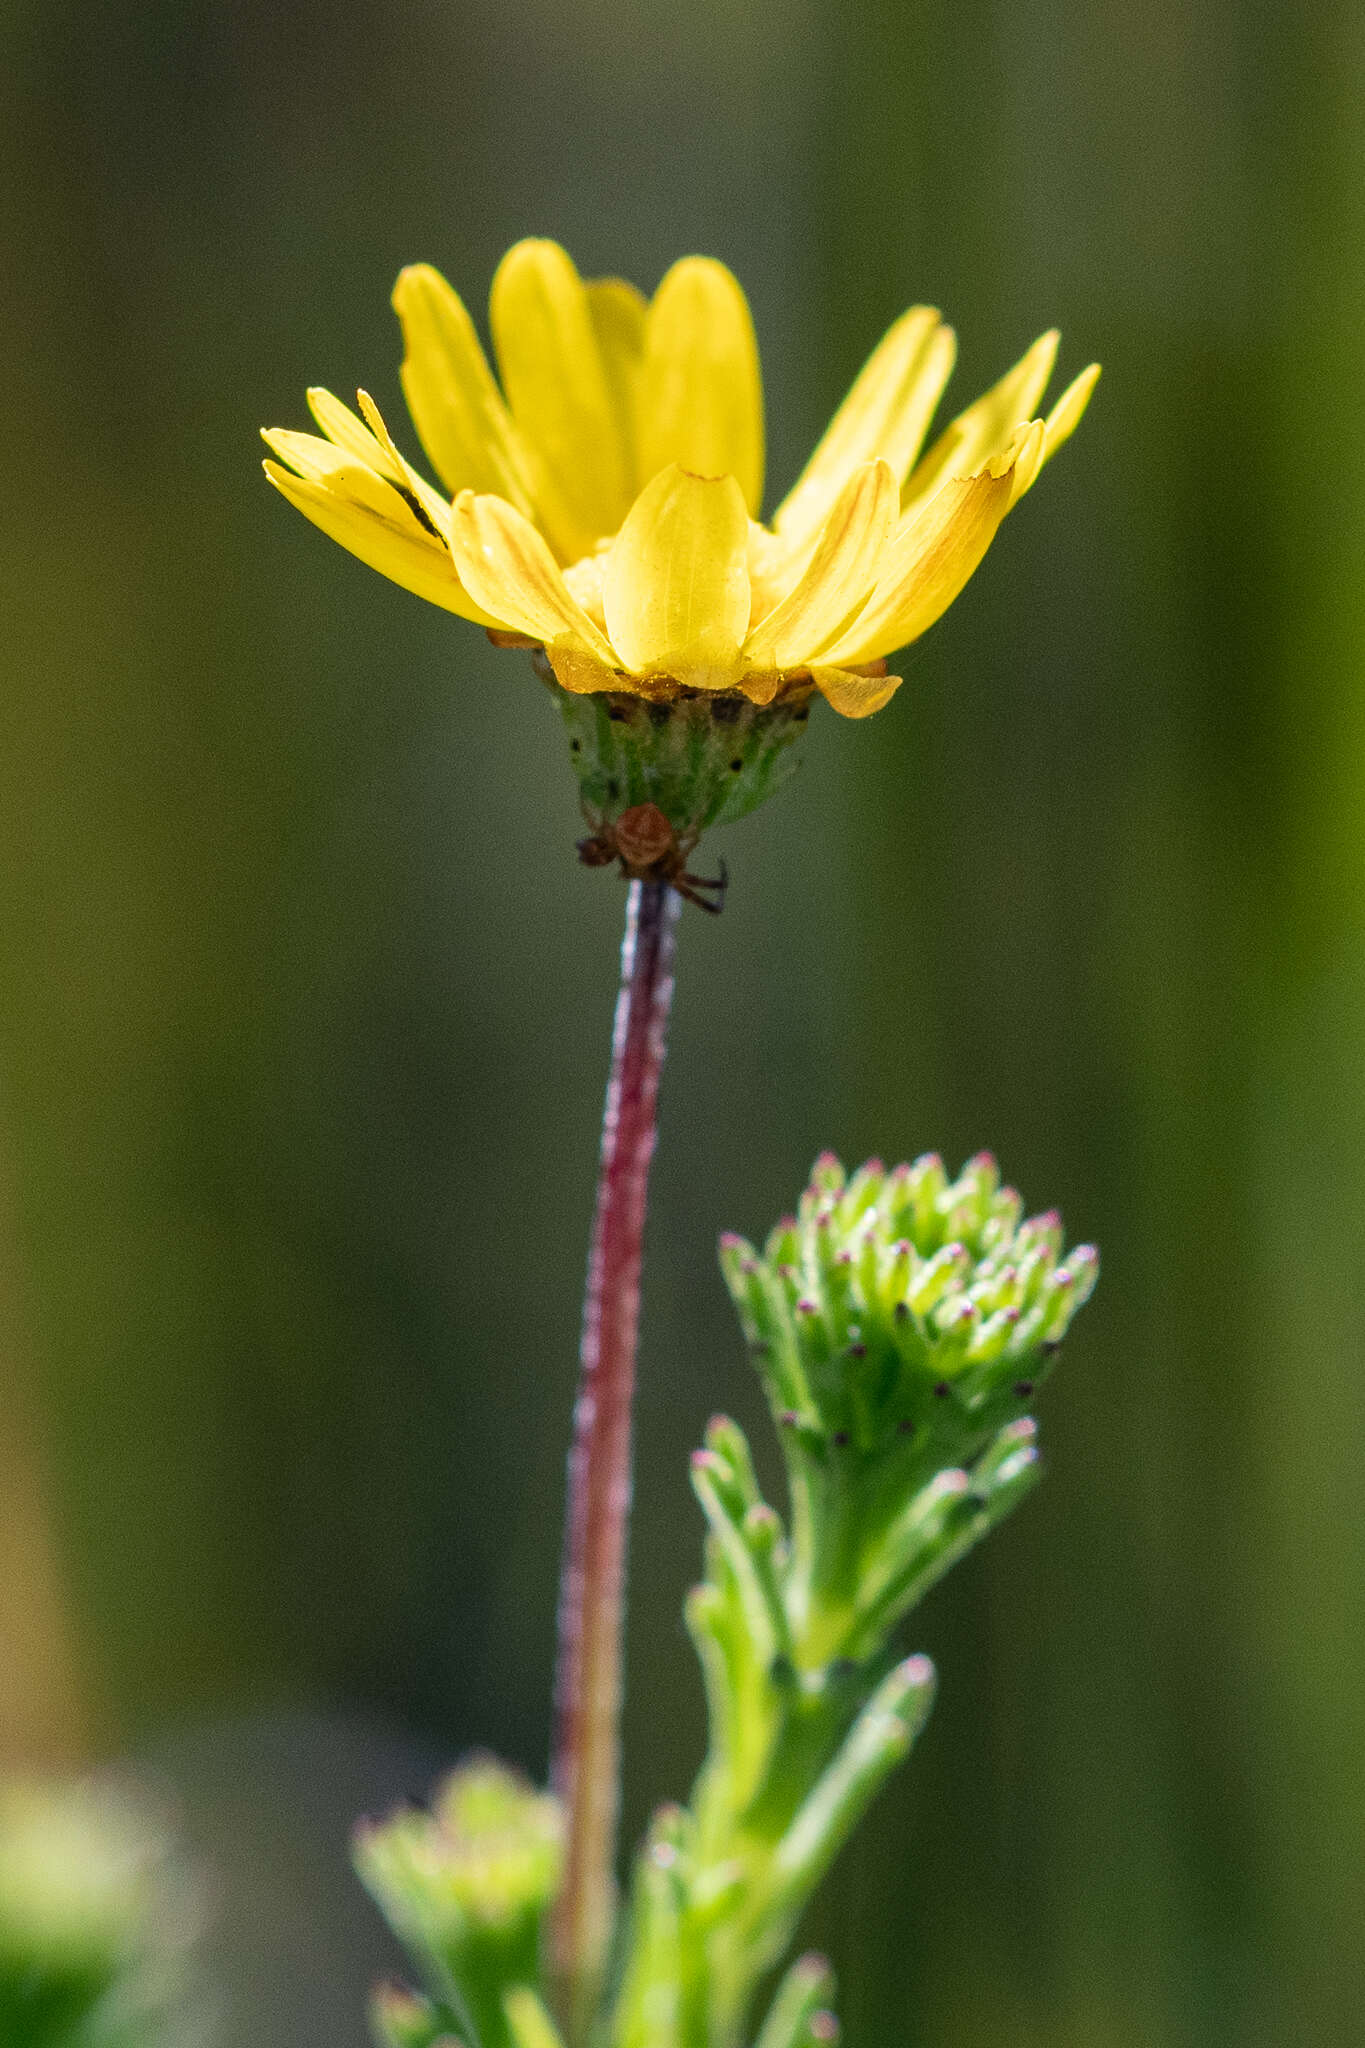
359, 1151, 1096, 2048
609, 1151, 1096, 2048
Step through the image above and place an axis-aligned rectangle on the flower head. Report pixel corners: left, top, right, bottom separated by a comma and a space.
264, 240, 1097, 720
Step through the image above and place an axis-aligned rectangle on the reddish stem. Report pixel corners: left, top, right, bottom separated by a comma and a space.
549, 878, 682, 2035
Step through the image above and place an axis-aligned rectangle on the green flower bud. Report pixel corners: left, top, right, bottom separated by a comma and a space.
0, 1777, 200, 2048
719, 1150, 1098, 1454
715, 1151, 1098, 1663
355, 1757, 563, 2048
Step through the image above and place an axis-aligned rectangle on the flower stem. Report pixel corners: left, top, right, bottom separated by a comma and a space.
549, 878, 682, 2041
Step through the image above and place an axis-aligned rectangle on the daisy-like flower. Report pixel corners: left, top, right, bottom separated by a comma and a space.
264, 239, 1097, 721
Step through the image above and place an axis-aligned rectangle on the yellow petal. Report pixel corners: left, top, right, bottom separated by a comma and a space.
637, 258, 764, 515
355, 389, 453, 535
735, 668, 786, 707
773, 308, 955, 543
392, 263, 538, 512
587, 276, 648, 484
746, 459, 897, 667
1010, 362, 1101, 504
603, 466, 752, 685
267, 415, 450, 543
546, 645, 619, 695
819, 427, 1040, 665
448, 491, 619, 661
261, 427, 362, 486
903, 330, 1059, 511
263, 458, 497, 624
490, 239, 634, 561
810, 666, 903, 719
561, 551, 609, 632
1043, 361, 1100, 454
1005, 414, 1048, 508
307, 388, 403, 482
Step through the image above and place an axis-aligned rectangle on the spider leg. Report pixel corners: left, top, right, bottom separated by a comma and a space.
672, 876, 725, 915
689, 858, 728, 895
575, 796, 616, 867
675, 857, 729, 914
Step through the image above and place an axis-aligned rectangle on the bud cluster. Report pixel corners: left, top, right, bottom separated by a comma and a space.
710, 1151, 1096, 1670
356, 1757, 564, 2048
721, 1150, 1097, 1448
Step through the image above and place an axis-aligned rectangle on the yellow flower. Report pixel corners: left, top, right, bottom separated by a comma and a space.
264, 240, 1097, 720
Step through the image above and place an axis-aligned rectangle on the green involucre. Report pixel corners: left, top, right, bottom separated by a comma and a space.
544, 670, 812, 835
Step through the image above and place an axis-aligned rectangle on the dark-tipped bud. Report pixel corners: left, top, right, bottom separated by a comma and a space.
719, 1150, 1098, 1451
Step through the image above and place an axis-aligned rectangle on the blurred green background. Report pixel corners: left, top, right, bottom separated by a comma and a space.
2, 0, 1363, 2042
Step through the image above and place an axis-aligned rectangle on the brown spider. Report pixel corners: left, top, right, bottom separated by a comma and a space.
576, 801, 729, 914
